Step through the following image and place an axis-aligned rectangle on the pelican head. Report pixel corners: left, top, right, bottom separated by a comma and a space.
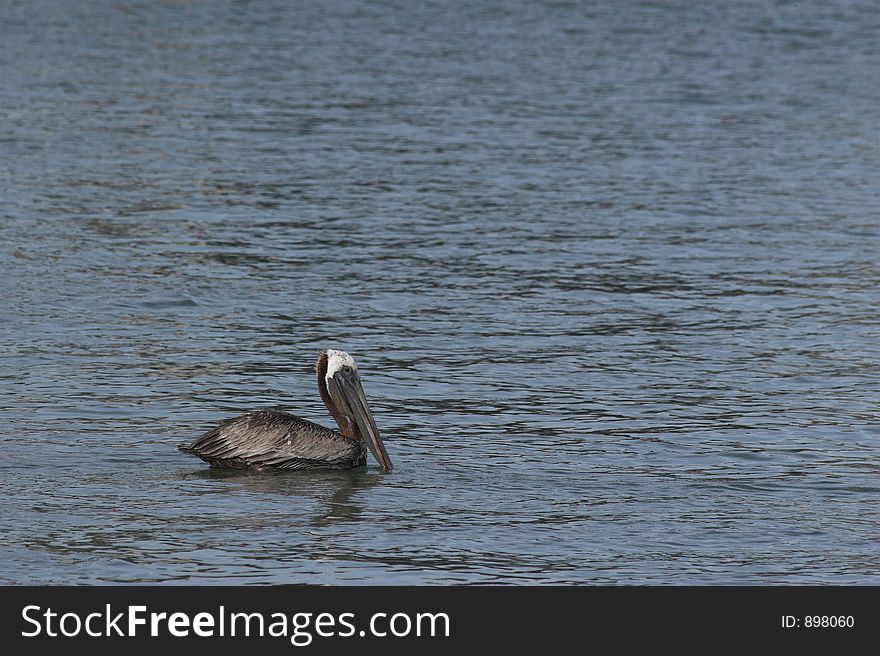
316, 349, 392, 472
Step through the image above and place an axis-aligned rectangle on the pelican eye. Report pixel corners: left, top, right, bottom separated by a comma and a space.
342, 365, 353, 374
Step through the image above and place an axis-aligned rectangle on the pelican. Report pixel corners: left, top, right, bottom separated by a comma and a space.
178, 349, 392, 472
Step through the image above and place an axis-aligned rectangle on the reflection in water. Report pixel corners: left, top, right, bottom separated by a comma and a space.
188, 467, 386, 528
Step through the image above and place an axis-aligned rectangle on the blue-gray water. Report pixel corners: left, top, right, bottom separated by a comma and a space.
1, 0, 878, 584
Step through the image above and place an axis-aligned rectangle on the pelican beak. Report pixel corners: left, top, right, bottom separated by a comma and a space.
331, 370, 393, 472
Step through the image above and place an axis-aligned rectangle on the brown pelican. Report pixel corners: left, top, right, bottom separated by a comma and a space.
178, 349, 392, 472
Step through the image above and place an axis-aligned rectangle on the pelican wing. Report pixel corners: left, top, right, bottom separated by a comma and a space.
179, 409, 364, 470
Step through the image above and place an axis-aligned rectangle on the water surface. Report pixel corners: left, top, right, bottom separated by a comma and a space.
1, 0, 878, 584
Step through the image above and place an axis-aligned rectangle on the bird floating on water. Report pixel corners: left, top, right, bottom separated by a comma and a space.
179, 349, 392, 472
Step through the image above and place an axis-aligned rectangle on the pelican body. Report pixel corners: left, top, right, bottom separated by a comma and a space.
178, 349, 392, 472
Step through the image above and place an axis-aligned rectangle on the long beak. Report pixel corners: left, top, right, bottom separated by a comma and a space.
336, 372, 393, 472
